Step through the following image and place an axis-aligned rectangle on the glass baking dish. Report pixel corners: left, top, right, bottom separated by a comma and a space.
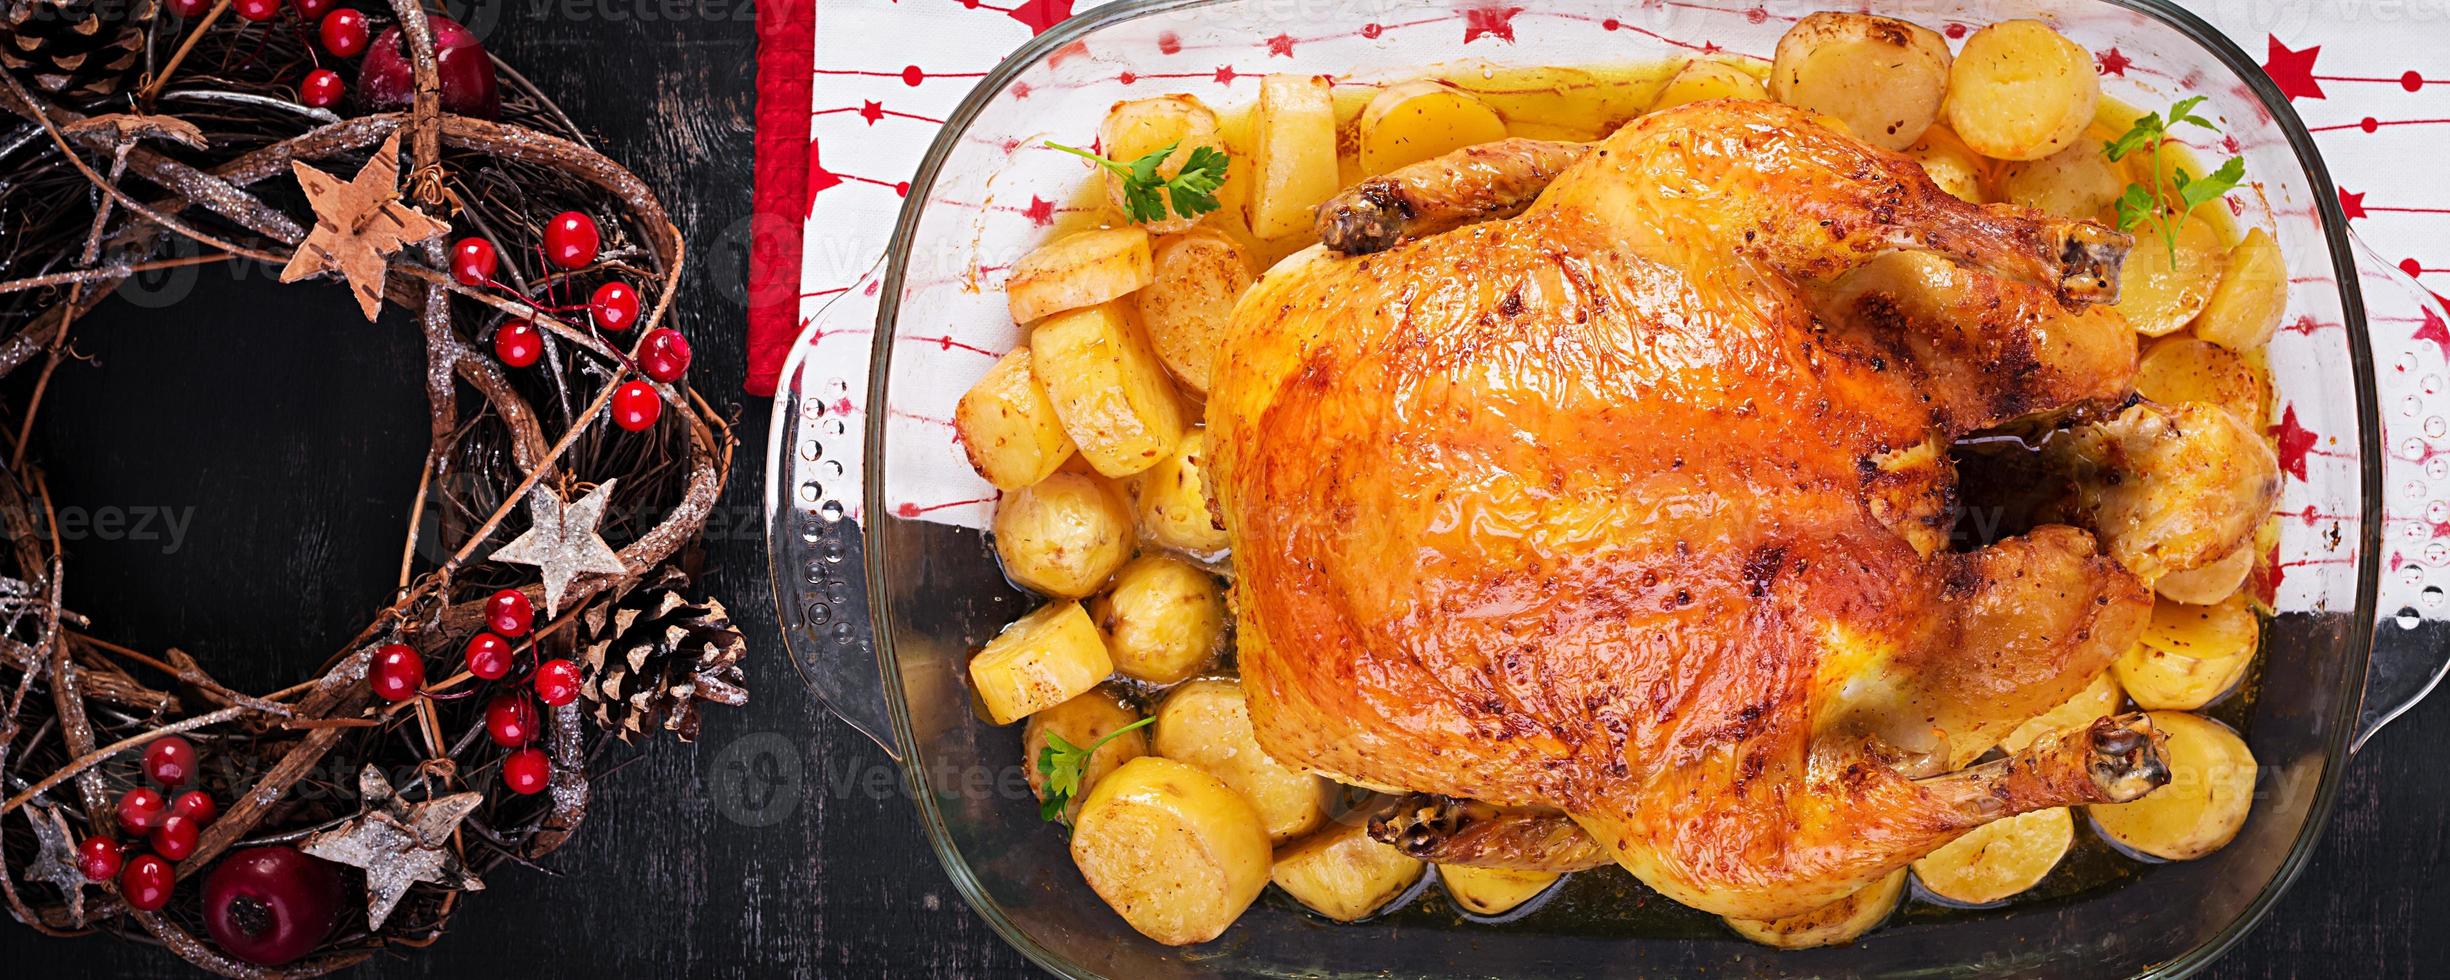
765, 0, 2450, 975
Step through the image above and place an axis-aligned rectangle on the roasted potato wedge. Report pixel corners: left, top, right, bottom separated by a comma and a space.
2089, 711, 2257, 860
1006, 227, 1154, 325
1247, 74, 1339, 239
1911, 807, 2073, 906
1768, 12, 1951, 151
1272, 818, 1426, 922
2117, 213, 2228, 338
1091, 555, 1227, 685
2193, 228, 2288, 350
1031, 300, 1187, 478
1098, 95, 1228, 234
968, 601, 1114, 725
1724, 868, 1906, 949
2001, 669, 2124, 754
1023, 688, 1149, 820
1358, 80, 1511, 176
1945, 20, 2100, 161
956, 349, 1078, 490
2116, 593, 2258, 710
1649, 59, 1767, 113
1072, 756, 1274, 945
1137, 228, 1255, 394
2154, 543, 2255, 606
1138, 430, 1231, 558
1998, 139, 2126, 219
992, 471, 1134, 598
2135, 336, 2271, 430
1153, 679, 1330, 842
1902, 125, 1990, 204
1440, 865, 1561, 916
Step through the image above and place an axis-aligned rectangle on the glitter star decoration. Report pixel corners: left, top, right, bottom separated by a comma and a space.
490, 480, 628, 617
299, 766, 485, 931
23, 804, 90, 924
278, 131, 448, 320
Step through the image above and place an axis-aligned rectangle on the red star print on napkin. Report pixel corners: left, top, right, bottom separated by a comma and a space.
1007, 0, 1072, 36
2262, 36, 2324, 101
2339, 188, 2368, 220
2269, 406, 2318, 482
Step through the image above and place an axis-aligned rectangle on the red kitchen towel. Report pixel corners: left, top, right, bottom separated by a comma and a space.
746, 0, 816, 397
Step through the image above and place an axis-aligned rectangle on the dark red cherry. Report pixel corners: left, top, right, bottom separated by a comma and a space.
370, 643, 423, 702
542, 211, 599, 268
638, 328, 692, 383
144, 735, 197, 787
486, 588, 535, 637
609, 381, 662, 432
122, 853, 174, 911
503, 748, 551, 795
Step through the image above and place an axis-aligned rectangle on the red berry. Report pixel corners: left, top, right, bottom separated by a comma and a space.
543, 211, 599, 269
450, 237, 497, 287
117, 787, 166, 835
172, 790, 218, 825
486, 588, 535, 637
371, 643, 424, 702
233, 0, 280, 21
318, 9, 368, 57
609, 380, 662, 432
638, 328, 693, 383
152, 813, 201, 862
588, 281, 639, 332
485, 693, 539, 747
122, 853, 175, 911
79, 837, 124, 882
292, 0, 330, 17
299, 69, 345, 109
204, 847, 345, 968
503, 748, 551, 795
493, 320, 542, 368
167, 0, 210, 16
464, 631, 514, 680
359, 18, 499, 118
534, 658, 581, 706
144, 735, 198, 787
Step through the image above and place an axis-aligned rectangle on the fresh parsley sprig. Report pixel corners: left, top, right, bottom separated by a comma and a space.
1036, 715, 1156, 824
2104, 96, 2247, 263
1044, 140, 1230, 224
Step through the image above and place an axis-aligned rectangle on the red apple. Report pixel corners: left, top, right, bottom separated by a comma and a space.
358, 16, 499, 119
203, 847, 344, 967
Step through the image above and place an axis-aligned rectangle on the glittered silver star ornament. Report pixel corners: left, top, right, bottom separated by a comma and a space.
299, 766, 485, 931
23, 804, 89, 924
489, 480, 627, 617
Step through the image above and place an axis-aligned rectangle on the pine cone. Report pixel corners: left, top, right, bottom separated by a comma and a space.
1, 0, 156, 100
576, 571, 748, 742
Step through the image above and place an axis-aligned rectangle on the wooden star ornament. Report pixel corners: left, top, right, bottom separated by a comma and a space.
299, 766, 485, 931
491, 480, 628, 617
279, 131, 448, 320
23, 804, 91, 924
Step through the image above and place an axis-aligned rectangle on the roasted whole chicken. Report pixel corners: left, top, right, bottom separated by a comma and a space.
1207, 99, 2277, 920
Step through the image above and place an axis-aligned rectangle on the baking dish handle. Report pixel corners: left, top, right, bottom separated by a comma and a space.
2352, 233, 2450, 755
765, 259, 902, 762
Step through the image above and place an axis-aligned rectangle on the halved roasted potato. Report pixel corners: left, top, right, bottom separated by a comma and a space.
1137, 228, 1255, 394
1023, 688, 1149, 821
1902, 125, 1990, 205
992, 471, 1134, 599
2154, 543, 2255, 606
1072, 756, 1274, 945
1724, 868, 1906, 949
1098, 95, 1228, 234
968, 601, 1114, 725
1767, 12, 1951, 151
1272, 818, 1426, 922
1006, 227, 1154, 325
1650, 59, 1767, 113
1358, 80, 1510, 176
1997, 138, 2126, 219
2001, 669, 2124, 753
2117, 213, 2228, 338
1247, 74, 1340, 239
1138, 430, 1231, 558
2135, 336, 2270, 430
2193, 227, 2288, 351
956, 349, 1078, 490
1091, 554, 1227, 686
1153, 679, 1330, 842
1944, 20, 2100, 161
1911, 807, 2072, 906
2116, 593, 2258, 710
1440, 865, 1561, 916
2089, 711, 2257, 860
1031, 300, 1187, 478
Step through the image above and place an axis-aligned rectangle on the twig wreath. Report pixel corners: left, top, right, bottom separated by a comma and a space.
0, 0, 740, 974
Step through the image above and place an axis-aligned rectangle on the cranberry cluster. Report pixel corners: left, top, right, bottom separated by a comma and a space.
80, 735, 217, 911
449, 209, 690, 434
367, 589, 573, 796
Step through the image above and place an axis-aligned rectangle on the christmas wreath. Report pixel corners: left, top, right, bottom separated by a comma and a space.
0, 0, 741, 974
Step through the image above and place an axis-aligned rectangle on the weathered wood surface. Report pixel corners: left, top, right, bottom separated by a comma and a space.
0, 5, 2442, 977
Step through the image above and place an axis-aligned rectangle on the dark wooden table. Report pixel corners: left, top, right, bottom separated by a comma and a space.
4, 3, 2445, 977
